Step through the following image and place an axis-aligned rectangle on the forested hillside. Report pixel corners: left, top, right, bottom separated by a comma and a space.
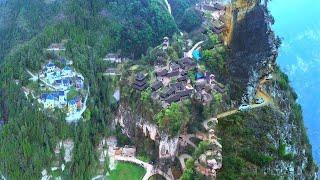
168, 0, 202, 32
0, 0, 64, 61
0, 0, 177, 178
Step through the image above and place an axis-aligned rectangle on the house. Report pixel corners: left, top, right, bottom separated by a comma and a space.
202, 4, 216, 12
75, 77, 84, 89
103, 53, 122, 63
160, 87, 176, 98
179, 57, 196, 70
151, 81, 163, 91
42, 93, 57, 109
122, 146, 136, 157
180, 71, 188, 76
133, 73, 149, 91
171, 82, 184, 91
53, 71, 62, 80
212, 20, 225, 34
214, 3, 225, 11
62, 66, 73, 77
178, 89, 193, 98
105, 68, 120, 76
177, 76, 187, 82
196, 79, 207, 90
155, 69, 168, 77
46, 62, 56, 72
62, 78, 72, 88
170, 63, 180, 71
55, 79, 62, 86
165, 94, 181, 104
162, 37, 170, 51
68, 99, 77, 113
167, 70, 179, 77
47, 43, 66, 52
58, 91, 66, 104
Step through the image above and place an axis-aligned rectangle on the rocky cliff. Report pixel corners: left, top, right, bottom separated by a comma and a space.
225, 0, 278, 103
216, 0, 318, 179
114, 105, 179, 162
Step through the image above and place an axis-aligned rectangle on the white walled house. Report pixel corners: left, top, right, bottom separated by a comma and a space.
62, 66, 73, 77
103, 53, 122, 63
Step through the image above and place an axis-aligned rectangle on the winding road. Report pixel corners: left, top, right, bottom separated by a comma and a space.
163, 0, 172, 15
216, 77, 273, 119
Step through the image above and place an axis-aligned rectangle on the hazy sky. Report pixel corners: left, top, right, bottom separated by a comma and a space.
269, 0, 320, 164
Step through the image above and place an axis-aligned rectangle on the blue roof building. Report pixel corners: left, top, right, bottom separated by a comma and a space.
69, 99, 76, 105
55, 79, 62, 84
63, 79, 71, 86
47, 94, 55, 100
58, 91, 65, 96
41, 93, 48, 100
196, 72, 204, 80
47, 62, 55, 67
63, 66, 72, 71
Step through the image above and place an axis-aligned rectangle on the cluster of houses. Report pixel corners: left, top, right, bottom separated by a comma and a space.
132, 55, 225, 108
196, 118, 222, 179
38, 61, 85, 114
196, 0, 227, 34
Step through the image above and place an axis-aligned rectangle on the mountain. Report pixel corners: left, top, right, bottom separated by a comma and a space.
0, 0, 317, 179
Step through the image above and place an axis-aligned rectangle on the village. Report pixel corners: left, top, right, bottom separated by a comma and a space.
25, 42, 88, 123
37, 1, 268, 179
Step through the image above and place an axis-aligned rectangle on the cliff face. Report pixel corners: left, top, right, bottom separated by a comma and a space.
217, 0, 318, 178
114, 105, 179, 162
226, 1, 275, 103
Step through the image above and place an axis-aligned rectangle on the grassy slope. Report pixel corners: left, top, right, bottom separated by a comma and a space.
109, 162, 146, 180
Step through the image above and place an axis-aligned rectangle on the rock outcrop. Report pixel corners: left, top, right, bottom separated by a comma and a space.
115, 105, 179, 163
226, 0, 276, 103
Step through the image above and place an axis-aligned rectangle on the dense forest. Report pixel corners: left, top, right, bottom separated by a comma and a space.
0, 0, 180, 178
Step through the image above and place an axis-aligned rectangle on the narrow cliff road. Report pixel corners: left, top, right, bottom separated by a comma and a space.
217, 110, 238, 119
163, 0, 172, 15
217, 77, 273, 119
